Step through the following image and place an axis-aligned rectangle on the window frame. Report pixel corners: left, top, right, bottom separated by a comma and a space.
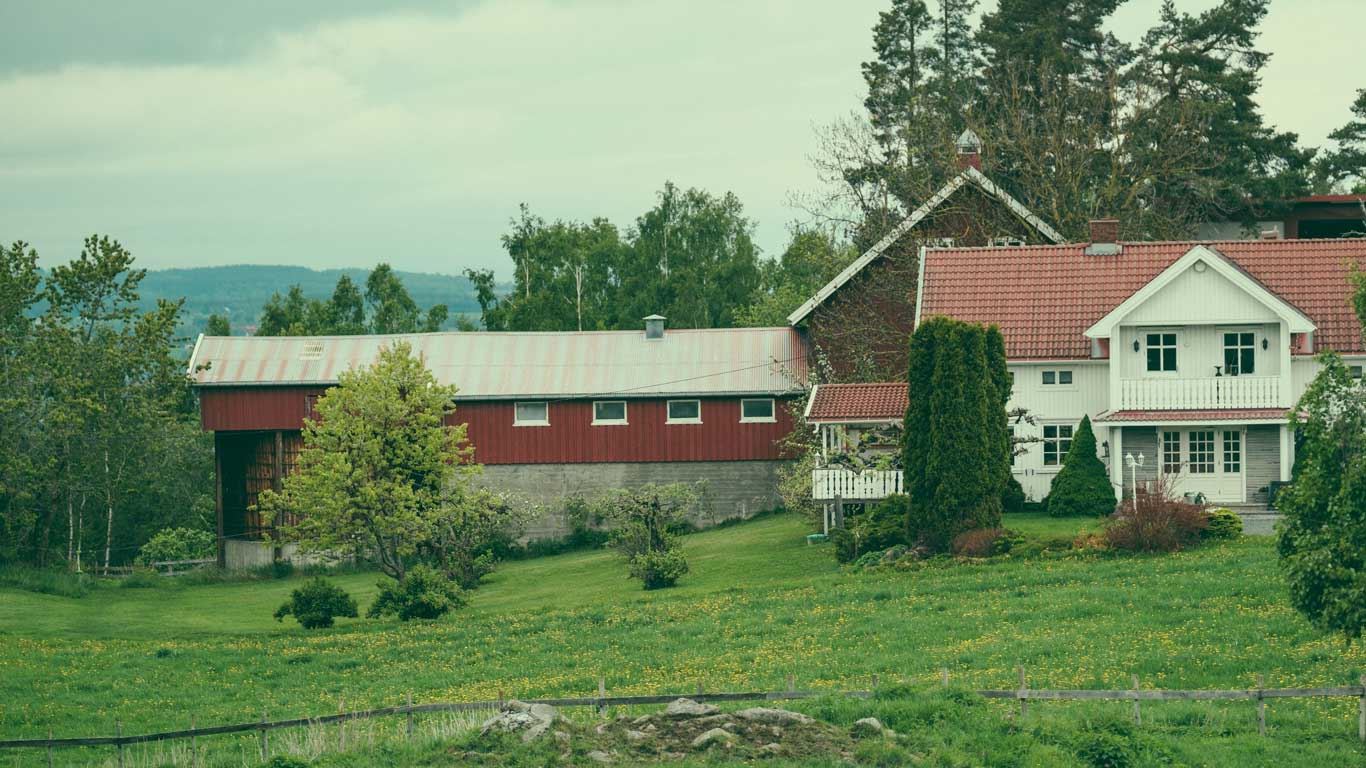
1042, 423, 1075, 469
739, 398, 777, 424
1161, 430, 1182, 474
1040, 369, 1075, 388
666, 399, 703, 425
1222, 331, 1257, 376
1145, 331, 1179, 374
591, 400, 628, 426
513, 401, 550, 427
1222, 430, 1242, 474
1188, 430, 1215, 474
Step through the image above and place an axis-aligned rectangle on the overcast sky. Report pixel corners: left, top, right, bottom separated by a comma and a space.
2, 0, 1362, 276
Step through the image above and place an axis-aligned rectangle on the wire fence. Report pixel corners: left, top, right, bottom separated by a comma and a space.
3, 670, 1364, 766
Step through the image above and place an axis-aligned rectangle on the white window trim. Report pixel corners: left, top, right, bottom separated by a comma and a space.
513, 401, 550, 427
591, 400, 628, 426
666, 399, 703, 425
1220, 328, 1258, 376
739, 398, 777, 423
1040, 369, 1077, 390
1039, 421, 1075, 473
1143, 330, 1180, 376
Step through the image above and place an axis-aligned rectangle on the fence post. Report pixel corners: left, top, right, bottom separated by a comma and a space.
115, 721, 124, 768
785, 674, 796, 696
833, 496, 845, 529
1357, 674, 1364, 743
338, 698, 346, 752
45, 727, 52, 768
259, 709, 269, 761
1131, 675, 1141, 727
871, 673, 880, 693
696, 682, 704, 697
1256, 674, 1266, 736
597, 676, 607, 716
190, 715, 198, 768
940, 667, 949, 687
1017, 666, 1028, 719
406, 693, 415, 742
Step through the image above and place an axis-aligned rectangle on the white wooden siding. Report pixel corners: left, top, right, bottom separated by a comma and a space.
1115, 324, 1281, 379
1124, 266, 1279, 325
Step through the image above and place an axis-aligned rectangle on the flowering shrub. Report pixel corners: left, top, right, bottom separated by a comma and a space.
1104, 486, 1208, 552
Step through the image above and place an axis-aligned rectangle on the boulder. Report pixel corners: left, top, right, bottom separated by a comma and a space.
665, 698, 720, 718
690, 727, 735, 750
735, 707, 814, 726
586, 749, 614, 764
758, 742, 783, 755
851, 717, 890, 738
479, 700, 559, 743
625, 729, 650, 742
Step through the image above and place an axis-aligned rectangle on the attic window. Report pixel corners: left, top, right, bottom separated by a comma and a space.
298, 342, 324, 361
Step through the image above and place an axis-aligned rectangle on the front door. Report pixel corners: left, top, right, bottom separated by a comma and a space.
1158, 427, 1245, 503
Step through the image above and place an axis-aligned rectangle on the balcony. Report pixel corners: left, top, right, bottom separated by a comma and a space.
812, 468, 904, 501
1119, 376, 1281, 410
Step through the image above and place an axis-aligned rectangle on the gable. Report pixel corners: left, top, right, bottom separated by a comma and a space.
1125, 262, 1281, 325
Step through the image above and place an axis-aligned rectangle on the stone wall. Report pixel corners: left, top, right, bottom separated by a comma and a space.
478, 460, 791, 539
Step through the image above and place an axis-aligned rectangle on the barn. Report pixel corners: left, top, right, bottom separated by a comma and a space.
188, 318, 809, 567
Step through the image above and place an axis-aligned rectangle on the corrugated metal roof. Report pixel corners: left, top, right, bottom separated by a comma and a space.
189, 327, 809, 400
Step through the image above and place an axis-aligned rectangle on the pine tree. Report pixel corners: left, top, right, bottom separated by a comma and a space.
1046, 415, 1115, 517
1316, 89, 1366, 193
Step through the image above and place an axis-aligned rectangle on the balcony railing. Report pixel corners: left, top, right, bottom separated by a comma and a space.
812, 469, 904, 501
1119, 376, 1281, 410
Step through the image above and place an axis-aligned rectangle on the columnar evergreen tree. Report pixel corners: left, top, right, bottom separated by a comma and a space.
903, 317, 1011, 551
1045, 415, 1115, 517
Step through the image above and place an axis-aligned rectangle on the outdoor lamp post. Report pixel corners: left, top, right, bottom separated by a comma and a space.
1124, 452, 1145, 513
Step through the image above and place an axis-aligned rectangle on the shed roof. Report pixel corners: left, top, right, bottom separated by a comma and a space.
804, 382, 908, 424
188, 327, 809, 400
918, 238, 1366, 360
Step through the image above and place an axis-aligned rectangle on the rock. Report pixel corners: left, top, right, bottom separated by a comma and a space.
644, 723, 657, 732
665, 698, 720, 718
852, 717, 889, 738
631, 715, 652, 725
594, 722, 611, 735
690, 727, 735, 750
695, 713, 733, 725
759, 743, 783, 755
553, 730, 572, 746
587, 749, 614, 764
735, 707, 814, 726
625, 729, 650, 742
479, 700, 559, 743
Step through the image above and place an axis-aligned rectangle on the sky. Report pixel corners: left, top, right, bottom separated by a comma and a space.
2, 0, 1363, 276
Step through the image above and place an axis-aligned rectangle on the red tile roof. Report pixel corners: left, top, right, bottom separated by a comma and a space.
1095, 408, 1288, 423
920, 238, 1366, 359
806, 382, 908, 423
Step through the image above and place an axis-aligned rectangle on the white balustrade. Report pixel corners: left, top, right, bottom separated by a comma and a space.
811, 468, 904, 500
1119, 376, 1280, 410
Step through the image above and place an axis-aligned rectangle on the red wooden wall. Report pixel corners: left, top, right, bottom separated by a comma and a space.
200, 387, 797, 463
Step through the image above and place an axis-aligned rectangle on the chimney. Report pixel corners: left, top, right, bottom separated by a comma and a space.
644, 314, 666, 340
954, 128, 983, 171
1259, 228, 1282, 240
1084, 218, 1122, 256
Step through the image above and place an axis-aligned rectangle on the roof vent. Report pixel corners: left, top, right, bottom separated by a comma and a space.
1084, 218, 1122, 256
298, 341, 324, 361
955, 128, 982, 170
644, 314, 665, 340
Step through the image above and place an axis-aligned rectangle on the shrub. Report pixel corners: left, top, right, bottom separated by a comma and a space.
367, 565, 464, 621
1104, 486, 1208, 552
136, 527, 216, 566
1002, 478, 1026, 515
950, 528, 1019, 557
119, 568, 162, 589
274, 577, 358, 629
262, 756, 310, 768
830, 496, 910, 564
1047, 416, 1116, 518
628, 549, 690, 590
1203, 508, 1243, 540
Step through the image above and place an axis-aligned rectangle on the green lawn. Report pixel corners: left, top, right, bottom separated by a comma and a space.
1, 512, 1363, 766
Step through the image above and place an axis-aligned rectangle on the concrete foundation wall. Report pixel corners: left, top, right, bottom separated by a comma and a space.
478, 460, 791, 539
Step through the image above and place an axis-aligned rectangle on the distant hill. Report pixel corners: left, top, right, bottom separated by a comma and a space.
139, 264, 487, 339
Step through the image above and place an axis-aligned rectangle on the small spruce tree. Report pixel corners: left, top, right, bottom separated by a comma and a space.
1045, 415, 1115, 517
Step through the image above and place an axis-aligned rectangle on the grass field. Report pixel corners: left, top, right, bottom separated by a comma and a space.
1, 512, 1363, 766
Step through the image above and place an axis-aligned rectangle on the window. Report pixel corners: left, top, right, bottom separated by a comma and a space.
304, 394, 320, 420
1223, 332, 1256, 375
1146, 332, 1178, 372
514, 401, 549, 426
1350, 365, 1363, 380
666, 399, 702, 424
1188, 431, 1215, 474
1222, 430, 1242, 473
1042, 424, 1074, 467
740, 398, 776, 423
592, 400, 627, 425
1161, 431, 1181, 473
1041, 370, 1073, 386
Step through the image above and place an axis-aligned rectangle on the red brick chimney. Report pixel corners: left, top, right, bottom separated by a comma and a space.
1089, 218, 1119, 244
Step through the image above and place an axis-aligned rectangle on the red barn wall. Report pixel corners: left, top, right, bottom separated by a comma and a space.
200, 387, 796, 463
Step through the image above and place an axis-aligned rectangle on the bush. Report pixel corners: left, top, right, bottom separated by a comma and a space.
830, 496, 910, 564
1104, 487, 1208, 552
1047, 416, 1116, 517
1002, 478, 1026, 515
1203, 508, 1243, 540
274, 577, 358, 629
628, 549, 690, 590
136, 527, 216, 566
367, 565, 464, 621
950, 528, 1019, 557
119, 568, 162, 588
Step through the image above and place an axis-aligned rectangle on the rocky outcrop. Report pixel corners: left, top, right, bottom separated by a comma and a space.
479, 700, 559, 743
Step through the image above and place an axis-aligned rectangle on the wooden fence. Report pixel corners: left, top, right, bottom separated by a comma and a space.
2, 671, 1363, 765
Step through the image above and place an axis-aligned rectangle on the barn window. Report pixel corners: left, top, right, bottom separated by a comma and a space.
667, 400, 702, 424
740, 398, 775, 423
514, 401, 549, 426
592, 400, 627, 425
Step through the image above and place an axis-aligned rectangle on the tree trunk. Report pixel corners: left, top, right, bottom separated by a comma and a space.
103, 449, 114, 574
